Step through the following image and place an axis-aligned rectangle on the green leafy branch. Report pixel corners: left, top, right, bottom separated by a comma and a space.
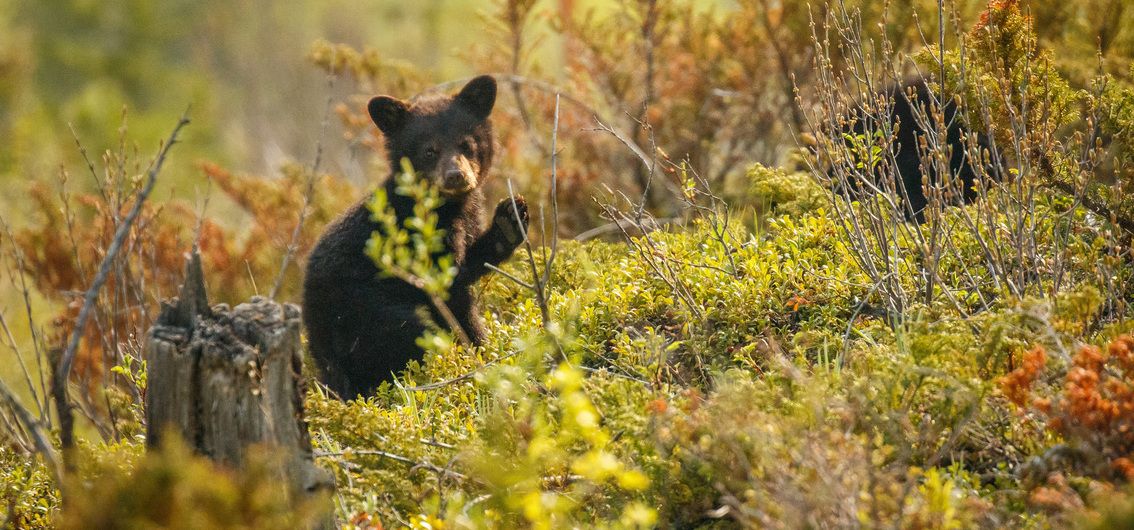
365, 159, 468, 346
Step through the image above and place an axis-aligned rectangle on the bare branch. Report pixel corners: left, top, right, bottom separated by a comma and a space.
484, 263, 534, 290
0, 378, 60, 485
544, 95, 561, 287
53, 108, 191, 470
400, 350, 522, 393
315, 448, 466, 480
270, 74, 336, 300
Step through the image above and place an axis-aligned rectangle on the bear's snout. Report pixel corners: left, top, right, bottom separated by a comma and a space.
438, 156, 478, 195
441, 170, 472, 191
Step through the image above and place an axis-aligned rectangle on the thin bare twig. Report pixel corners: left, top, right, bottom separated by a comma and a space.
490, 92, 563, 333
67, 123, 109, 205
270, 74, 336, 300
0, 218, 51, 423
401, 350, 522, 392
506, 178, 551, 329
544, 95, 561, 287
314, 448, 466, 480
0, 296, 45, 422
53, 109, 191, 472
0, 378, 60, 485
484, 263, 533, 290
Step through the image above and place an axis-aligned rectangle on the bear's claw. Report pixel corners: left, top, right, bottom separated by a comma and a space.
495, 196, 529, 246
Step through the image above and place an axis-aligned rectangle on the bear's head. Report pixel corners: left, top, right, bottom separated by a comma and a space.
368, 75, 497, 197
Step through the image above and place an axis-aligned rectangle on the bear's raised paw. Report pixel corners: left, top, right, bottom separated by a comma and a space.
494, 196, 529, 247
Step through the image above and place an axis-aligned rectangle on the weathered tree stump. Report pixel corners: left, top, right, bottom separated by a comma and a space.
145, 252, 333, 524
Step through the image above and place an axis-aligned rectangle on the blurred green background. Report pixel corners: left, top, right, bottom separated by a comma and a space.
0, 0, 499, 208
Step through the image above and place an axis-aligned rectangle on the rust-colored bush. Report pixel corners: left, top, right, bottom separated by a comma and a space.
1000, 336, 1134, 480
12, 156, 355, 394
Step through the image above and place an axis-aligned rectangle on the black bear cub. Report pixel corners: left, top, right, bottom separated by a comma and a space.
836, 78, 1001, 223
303, 75, 529, 398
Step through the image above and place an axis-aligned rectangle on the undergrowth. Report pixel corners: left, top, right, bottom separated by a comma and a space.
2, 1, 1134, 529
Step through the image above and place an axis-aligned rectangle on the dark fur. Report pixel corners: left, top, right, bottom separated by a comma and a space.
838, 78, 1001, 223
302, 76, 529, 398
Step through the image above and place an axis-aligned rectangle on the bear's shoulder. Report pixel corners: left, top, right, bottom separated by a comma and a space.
304, 197, 378, 282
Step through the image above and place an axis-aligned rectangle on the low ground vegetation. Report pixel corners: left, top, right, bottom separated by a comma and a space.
2, 1, 1134, 528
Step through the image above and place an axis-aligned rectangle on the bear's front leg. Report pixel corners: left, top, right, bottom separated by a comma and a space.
456, 196, 530, 285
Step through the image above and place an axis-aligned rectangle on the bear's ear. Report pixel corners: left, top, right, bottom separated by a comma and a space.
455, 75, 497, 121
368, 96, 410, 136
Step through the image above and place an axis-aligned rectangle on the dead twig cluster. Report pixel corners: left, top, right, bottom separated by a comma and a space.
801, 1, 1132, 330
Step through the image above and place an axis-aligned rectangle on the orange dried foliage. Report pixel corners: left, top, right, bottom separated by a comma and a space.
1000, 346, 1047, 407
14, 181, 192, 382
13, 161, 357, 386
1000, 336, 1134, 480
976, 0, 1026, 32
200, 162, 356, 300
312, 0, 840, 233
1028, 472, 1084, 512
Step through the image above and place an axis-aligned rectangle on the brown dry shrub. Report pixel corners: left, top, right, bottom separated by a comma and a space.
1000, 336, 1134, 480
12, 157, 355, 392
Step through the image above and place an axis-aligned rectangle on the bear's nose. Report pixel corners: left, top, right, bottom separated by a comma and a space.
442, 170, 469, 190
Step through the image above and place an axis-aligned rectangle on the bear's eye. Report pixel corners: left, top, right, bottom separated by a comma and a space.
459, 139, 474, 154
424, 147, 438, 159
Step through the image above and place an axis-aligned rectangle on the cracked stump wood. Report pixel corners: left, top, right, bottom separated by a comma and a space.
145, 252, 333, 524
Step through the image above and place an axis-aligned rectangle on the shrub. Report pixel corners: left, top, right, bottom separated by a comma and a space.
3, 2, 1134, 529
59, 436, 327, 530
1001, 336, 1134, 481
